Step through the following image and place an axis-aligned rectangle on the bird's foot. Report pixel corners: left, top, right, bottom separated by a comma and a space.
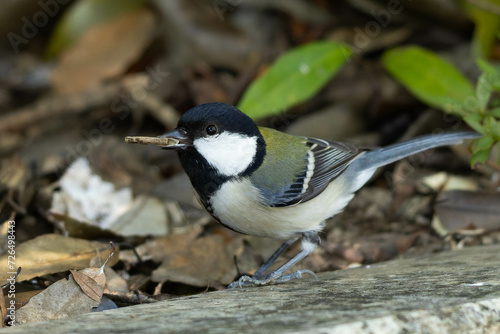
227, 269, 318, 289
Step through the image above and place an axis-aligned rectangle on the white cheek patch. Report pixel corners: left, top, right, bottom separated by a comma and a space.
194, 132, 258, 177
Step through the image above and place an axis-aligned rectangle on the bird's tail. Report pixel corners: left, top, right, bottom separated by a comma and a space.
342, 132, 480, 193
353, 132, 480, 172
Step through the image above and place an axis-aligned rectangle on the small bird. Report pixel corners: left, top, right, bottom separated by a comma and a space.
129, 102, 480, 288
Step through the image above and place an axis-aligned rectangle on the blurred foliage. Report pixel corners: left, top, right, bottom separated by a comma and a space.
382, 46, 500, 167
237, 41, 352, 120
460, 0, 500, 58
382, 46, 475, 114
3, 0, 500, 167
45, 0, 146, 59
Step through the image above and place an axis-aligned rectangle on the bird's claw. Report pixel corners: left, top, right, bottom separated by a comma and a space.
227, 269, 318, 289
227, 275, 274, 289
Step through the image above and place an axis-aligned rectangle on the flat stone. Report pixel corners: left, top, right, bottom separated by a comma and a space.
3, 244, 500, 333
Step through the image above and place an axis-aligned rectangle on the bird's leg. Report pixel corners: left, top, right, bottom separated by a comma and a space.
253, 238, 298, 279
228, 232, 320, 288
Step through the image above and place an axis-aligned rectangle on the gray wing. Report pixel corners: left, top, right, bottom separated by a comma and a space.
263, 137, 364, 207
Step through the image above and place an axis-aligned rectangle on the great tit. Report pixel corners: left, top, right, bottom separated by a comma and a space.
132, 102, 480, 288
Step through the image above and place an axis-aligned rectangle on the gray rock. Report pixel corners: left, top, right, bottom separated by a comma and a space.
2, 244, 500, 333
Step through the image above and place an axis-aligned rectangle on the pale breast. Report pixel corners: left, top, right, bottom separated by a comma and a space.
209, 177, 355, 239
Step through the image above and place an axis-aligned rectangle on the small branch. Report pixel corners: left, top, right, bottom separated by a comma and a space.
124, 136, 177, 146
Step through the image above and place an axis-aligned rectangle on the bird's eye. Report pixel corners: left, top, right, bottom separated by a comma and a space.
206, 124, 218, 135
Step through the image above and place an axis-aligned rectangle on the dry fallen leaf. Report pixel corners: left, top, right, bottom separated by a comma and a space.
5, 290, 44, 310
328, 233, 421, 264
120, 228, 264, 288
104, 267, 129, 294
0, 288, 7, 327
49, 212, 116, 239
151, 234, 243, 287
109, 195, 168, 237
15, 275, 100, 325
0, 156, 27, 189
123, 227, 242, 287
71, 269, 105, 303
433, 190, 500, 236
421, 172, 478, 192
0, 234, 117, 285
121, 227, 203, 265
71, 243, 115, 302
51, 8, 155, 94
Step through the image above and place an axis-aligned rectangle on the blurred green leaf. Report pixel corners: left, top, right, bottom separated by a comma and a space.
237, 41, 352, 119
461, 0, 500, 59
475, 136, 495, 150
477, 58, 499, 78
489, 107, 500, 117
46, 0, 146, 59
464, 114, 484, 133
471, 147, 492, 167
491, 97, 500, 106
382, 46, 476, 116
485, 116, 500, 136
477, 59, 500, 93
476, 73, 492, 112
476, 59, 500, 112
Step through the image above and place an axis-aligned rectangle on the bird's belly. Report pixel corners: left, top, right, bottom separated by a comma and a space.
209, 178, 354, 239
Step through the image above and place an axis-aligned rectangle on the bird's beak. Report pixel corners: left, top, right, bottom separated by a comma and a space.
124, 128, 192, 149
158, 128, 192, 149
